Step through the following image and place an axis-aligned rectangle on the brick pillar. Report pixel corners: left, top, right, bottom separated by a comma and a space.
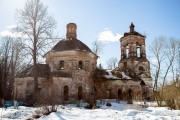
141, 45, 146, 58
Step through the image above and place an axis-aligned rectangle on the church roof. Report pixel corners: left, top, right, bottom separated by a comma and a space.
52, 38, 92, 53
122, 23, 145, 38
16, 64, 72, 78
16, 64, 50, 78
123, 31, 145, 38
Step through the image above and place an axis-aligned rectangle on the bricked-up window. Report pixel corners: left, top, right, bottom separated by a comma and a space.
92, 63, 94, 70
79, 61, 83, 69
85, 61, 89, 71
64, 85, 69, 100
78, 86, 83, 100
72, 28, 75, 33
68, 28, 71, 33
60, 60, 64, 69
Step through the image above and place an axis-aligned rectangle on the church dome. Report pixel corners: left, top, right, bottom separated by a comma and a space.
52, 38, 92, 52
52, 23, 92, 53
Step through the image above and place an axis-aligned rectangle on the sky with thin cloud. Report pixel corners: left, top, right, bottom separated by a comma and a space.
97, 28, 123, 42
0, 0, 180, 68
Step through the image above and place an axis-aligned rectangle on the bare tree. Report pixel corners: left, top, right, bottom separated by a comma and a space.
149, 37, 166, 91
176, 41, 180, 82
16, 0, 57, 101
0, 36, 23, 99
150, 37, 179, 90
92, 40, 104, 56
106, 57, 118, 69
149, 36, 180, 107
162, 39, 179, 87
0, 37, 11, 99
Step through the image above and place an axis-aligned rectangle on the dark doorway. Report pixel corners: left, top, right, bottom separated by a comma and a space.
127, 89, 133, 104
64, 85, 69, 100
128, 89, 132, 99
118, 89, 122, 99
78, 86, 83, 100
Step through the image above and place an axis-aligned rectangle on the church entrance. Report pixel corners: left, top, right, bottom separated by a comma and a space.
118, 89, 122, 100
78, 86, 83, 100
64, 85, 69, 100
128, 89, 132, 99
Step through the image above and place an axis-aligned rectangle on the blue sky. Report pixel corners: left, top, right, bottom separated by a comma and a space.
0, 0, 180, 68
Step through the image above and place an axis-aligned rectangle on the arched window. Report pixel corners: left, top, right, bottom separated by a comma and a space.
79, 61, 83, 69
64, 85, 69, 100
72, 28, 75, 33
139, 66, 145, 71
60, 60, 64, 69
137, 46, 140, 57
126, 46, 129, 58
78, 86, 83, 100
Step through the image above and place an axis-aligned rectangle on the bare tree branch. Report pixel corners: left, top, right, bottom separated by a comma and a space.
92, 40, 104, 56
106, 57, 118, 69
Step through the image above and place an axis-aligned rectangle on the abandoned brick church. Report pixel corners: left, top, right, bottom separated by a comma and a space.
14, 23, 153, 103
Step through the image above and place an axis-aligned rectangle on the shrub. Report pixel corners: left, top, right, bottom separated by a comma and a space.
106, 102, 112, 107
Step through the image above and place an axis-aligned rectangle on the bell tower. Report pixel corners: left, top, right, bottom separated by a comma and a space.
120, 23, 146, 60
118, 23, 151, 80
66, 23, 77, 40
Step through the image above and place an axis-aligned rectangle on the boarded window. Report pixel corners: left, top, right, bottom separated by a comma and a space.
64, 85, 69, 100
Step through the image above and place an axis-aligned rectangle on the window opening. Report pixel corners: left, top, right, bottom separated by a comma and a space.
60, 60, 64, 70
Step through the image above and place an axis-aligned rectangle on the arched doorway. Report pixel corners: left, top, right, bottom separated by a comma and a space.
78, 86, 83, 100
128, 89, 132, 99
64, 85, 69, 100
127, 89, 133, 104
118, 89, 122, 100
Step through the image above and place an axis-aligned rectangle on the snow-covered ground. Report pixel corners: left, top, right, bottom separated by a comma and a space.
0, 100, 180, 120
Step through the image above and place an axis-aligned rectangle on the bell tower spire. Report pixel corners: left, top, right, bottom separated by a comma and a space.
130, 22, 135, 33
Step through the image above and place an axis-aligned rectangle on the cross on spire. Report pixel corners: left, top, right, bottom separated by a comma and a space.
130, 22, 135, 33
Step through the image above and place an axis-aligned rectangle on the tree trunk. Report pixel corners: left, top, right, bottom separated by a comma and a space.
33, 26, 39, 102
